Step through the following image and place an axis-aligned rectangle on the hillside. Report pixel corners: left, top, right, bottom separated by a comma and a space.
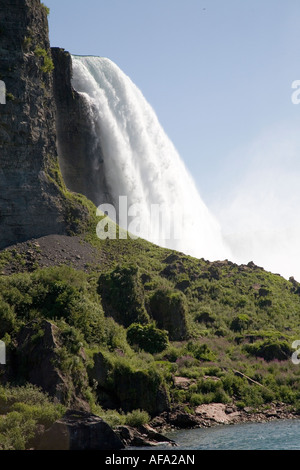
0, 0, 300, 451
0, 228, 299, 449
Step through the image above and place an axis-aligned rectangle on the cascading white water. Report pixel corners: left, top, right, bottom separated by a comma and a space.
71, 55, 231, 261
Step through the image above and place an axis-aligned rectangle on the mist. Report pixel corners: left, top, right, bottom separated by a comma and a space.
213, 125, 300, 281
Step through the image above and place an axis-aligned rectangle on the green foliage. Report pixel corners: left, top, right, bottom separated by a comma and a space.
127, 323, 169, 354
0, 300, 16, 337
0, 385, 65, 450
98, 265, 149, 327
124, 409, 150, 427
41, 3, 50, 15
185, 341, 217, 362
1, 214, 300, 424
230, 314, 251, 332
244, 339, 293, 361
149, 288, 189, 341
34, 47, 54, 73
195, 309, 216, 325
6, 92, 15, 101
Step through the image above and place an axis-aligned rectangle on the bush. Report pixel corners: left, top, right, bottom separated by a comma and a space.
98, 266, 149, 328
34, 47, 54, 74
230, 314, 251, 332
0, 300, 16, 337
195, 310, 216, 325
125, 409, 150, 427
127, 323, 169, 354
149, 288, 189, 341
244, 340, 293, 361
185, 341, 217, 362
0, 385, 65, 450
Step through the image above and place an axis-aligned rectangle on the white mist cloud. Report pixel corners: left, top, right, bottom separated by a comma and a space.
213, 125, 300, 281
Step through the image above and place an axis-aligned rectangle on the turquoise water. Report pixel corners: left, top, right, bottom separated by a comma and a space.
157, 420, 300, 450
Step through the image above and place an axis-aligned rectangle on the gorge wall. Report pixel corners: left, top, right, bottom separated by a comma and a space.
0, 0, 87, 249
51, 48, 110, 207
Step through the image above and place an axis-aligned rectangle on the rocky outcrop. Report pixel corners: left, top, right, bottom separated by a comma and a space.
16, 320, 66, 400
14, 320, 90, 410
36, 410, 124, 450
115, 424, 176, 448
51, 48, 111, 207
0, 0, 88, 250
89, 351, 170, 416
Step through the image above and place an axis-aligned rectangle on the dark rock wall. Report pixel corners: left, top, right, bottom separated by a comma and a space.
0, 0, 80, 249
52, 48, 111, 207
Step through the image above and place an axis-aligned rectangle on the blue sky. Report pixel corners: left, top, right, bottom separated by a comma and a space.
46, 0, 300, 279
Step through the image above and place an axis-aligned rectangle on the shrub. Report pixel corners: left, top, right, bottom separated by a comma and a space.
244, 340, 293, 361
41, 3, 50, 15
230, 314, 251, 332
195, 310, 216, 325
98, 266, 149, 328
0, 385, 65, 450
125, 409, 150, 427
127, 323, 169, 354
149, 288, 189, 341
34, 47, 54, 74
185, 341, 217, 362
0, 300, 16, 337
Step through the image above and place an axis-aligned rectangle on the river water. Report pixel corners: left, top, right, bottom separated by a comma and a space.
155, 420, 300, 450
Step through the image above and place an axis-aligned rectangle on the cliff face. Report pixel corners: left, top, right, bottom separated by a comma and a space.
51, 48, 110, 207
0, 0, 86, 249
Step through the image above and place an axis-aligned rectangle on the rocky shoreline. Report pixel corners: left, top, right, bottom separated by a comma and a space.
114, 402, 300, 448
150, 402, 299, 435
27, 403, 300, 450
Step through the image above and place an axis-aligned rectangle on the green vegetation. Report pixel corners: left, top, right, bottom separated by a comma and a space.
41, 3, 50, 16
34, 47, 54, 74
0, 385, 65, 450
1, 230, 300, 448
127, 323, 169, 354
5, 92, 15, 101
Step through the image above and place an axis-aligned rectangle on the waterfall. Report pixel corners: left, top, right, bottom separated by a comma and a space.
70, 55, 230, 261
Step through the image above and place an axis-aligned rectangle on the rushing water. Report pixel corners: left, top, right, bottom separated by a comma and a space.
146, 420, 300, 450
71, 55, 231, 262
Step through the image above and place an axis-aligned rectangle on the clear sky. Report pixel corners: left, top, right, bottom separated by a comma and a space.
46, 0, 300, 279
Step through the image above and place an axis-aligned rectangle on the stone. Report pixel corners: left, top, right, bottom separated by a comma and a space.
51, 47, 111, 207
0, 0, 89, 250
115, 425, 175, 448
15, 319, 89, 409
36, 410, 124, 450
16, 320, 65, 398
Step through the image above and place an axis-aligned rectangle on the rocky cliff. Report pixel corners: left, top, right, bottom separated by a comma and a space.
0, 0, 87, 249
51, 48, 110, 207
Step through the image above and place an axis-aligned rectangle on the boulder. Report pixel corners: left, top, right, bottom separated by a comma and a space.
115, 425, 175, 448
36, 410, 124, 450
